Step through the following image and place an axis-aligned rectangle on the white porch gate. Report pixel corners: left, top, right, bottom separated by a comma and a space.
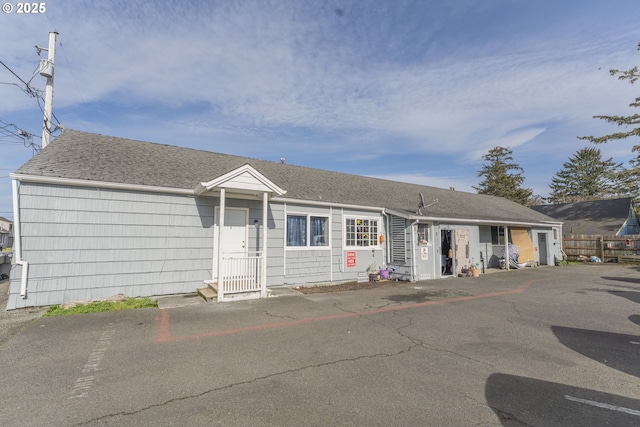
218, 252, 263, 299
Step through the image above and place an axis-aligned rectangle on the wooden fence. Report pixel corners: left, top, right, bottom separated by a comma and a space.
562, 234, 640, 263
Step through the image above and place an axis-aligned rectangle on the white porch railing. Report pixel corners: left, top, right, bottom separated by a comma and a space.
218, 252, 264, 301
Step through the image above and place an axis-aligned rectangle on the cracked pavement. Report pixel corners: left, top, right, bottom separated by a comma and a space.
1, 265, 640, 426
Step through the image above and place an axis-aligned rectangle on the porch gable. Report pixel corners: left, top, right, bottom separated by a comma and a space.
194, 164, 286, 197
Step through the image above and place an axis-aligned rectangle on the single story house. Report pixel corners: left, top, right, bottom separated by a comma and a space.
531, 198, 640, 236
7, 130, 563, 309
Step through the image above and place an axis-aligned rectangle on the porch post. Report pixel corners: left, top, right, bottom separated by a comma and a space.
504, 225, 510, 271
261, 191, 268, 297
217, 188, 226, 302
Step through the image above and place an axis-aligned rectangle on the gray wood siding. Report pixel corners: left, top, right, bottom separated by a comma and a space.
479, 226, 501, 268
265, 202, 285, 286
280, 203, 333, 285
335, 208, 386, 282
8, 183, 215, 309
265, 204, 386, 286
330, 210, 345, 281
284, 250, 331, 282
8, 182, 416, 307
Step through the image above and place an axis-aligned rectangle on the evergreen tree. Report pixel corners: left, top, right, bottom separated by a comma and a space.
578, 42, 640, 207
473, 146, 533, 206
548, 147, 623, 203
579, 44, 640, 147
616, 157, 640, 209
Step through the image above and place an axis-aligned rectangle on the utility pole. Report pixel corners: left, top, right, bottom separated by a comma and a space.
38, 31, 58, 149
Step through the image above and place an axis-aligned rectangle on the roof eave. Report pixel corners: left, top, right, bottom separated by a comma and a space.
384, 208, 563, 227
10, 173, 195, 196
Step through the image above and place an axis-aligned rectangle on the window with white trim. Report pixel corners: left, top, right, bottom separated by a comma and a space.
491, 226, 506, 245
346, 217, 379, 247
287, 214, 329, 247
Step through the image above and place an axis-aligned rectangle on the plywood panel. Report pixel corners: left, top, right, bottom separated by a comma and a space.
511, 228, 535, 263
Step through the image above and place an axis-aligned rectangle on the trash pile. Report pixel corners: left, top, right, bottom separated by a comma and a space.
502, 243, 528, 269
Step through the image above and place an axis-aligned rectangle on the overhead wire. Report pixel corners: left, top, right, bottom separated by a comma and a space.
0, 59, 39, 98
0, 116, 40, 154
26, 62, 44, 86
0, 40, 62, 150
0, 57, 44, 143
0, 60, 31, 88
3, 22, 76, 141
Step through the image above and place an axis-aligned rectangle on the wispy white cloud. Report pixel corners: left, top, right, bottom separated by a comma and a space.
0, 0, 639, 218
3, 2, 638, 145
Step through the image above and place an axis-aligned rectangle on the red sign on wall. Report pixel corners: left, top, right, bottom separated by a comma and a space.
346, 251, 357, 268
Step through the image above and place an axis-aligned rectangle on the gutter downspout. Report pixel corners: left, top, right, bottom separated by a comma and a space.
330, 206, 333, 282
382, 210, 390, 267
11, 179, 28, 298
410, 220, 418, 281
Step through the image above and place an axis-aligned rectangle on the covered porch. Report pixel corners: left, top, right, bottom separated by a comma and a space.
194, 164, 286, 302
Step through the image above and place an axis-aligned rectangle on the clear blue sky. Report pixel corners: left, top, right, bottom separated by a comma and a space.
1, 0, 639, 220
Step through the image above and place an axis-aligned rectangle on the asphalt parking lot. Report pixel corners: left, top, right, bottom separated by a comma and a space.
1, 264, 639, 426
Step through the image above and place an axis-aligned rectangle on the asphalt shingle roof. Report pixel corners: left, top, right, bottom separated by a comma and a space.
16, 129, 559, 225
531, 198, 635, 235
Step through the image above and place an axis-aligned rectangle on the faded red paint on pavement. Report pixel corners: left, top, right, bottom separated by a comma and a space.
155, 278, 544, 343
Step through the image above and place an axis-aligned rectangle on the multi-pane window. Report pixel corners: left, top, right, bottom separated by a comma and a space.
287, 214, 329, 247
491, 226, 507, 245
346, 218, 379, 247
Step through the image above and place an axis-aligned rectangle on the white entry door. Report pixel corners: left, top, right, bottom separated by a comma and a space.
213, 208, 248, 279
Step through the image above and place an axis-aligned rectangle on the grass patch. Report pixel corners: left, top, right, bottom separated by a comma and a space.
44, 297, 158, 317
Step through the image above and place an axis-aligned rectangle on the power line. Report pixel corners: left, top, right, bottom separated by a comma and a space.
0, 57, 46, 144
35, 92, 62, 128
0, 60, 30, 87
0, 116, 40, 154
0, 59, 39, 98
1, 38, 63, 149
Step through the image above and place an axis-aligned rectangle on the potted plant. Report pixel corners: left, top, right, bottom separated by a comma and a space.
469, 260, 481, 277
